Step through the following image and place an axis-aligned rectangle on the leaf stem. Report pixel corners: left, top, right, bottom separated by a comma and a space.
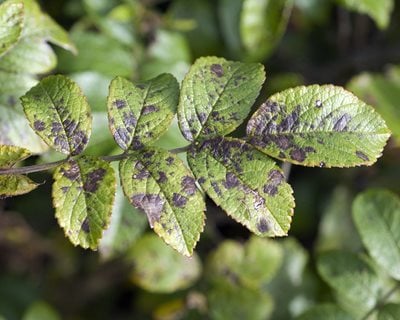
281, 162, 292, 182
360, 283, 400, 320
0, 145, 192, 176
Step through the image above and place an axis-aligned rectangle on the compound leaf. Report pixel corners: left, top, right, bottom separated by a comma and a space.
120, 147, 205, 256
353, 189, 400, 280
107, 74, 178, 150
21, 75, 92, 155
317, 250, 382, 316
188, 137, 294, 236
378, 304, 400, 320
240, 0, 293, 61
178, 56, 265, 141
52, 156, 116, 249
0, 1, 24, 57
247, 85, 390, 167
127, 233, 201, 293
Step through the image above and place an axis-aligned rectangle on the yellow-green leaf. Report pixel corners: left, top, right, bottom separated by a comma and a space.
52, 156, 116, 249
0, 144, 31, 167
0, 1, 24, 56
0, 174, 38, 199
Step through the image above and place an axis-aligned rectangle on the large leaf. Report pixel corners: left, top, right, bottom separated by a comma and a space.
188, 137, 294, 236
0, 145, 37, 198
353, 189, 400, 280
120, 147, 205, 256
107, 74, 178, 150
337, 0, 394, 29
52, 156, 116, 249
127, 233, 201, 293
240, 0, 293, 61
378, 304, 400, 320
317, 250, 382, 316
247, 85, 390, 167
296, 304, 355, 320
178, 56, 265, 141
21, 75, 92, 155
0, 1, 23, 56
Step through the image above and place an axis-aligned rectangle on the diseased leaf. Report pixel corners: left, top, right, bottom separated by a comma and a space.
108, 74, 178, 150
378, 303, 400, 320
240, 0, 293, 61
296, 304, 355, 320
21, 75, 92, 155
317, 250, 382, 316
337, 0, 394, 29
127, 233, 201, 293
0, 1, 24, 56
178, 56, 265, 141
188, 137, 294, 236
0, 144, 31, 167
247, 85, 390, 167
353, 189, 400, 280
120, 147, 205, 256
52, 156, 116, 249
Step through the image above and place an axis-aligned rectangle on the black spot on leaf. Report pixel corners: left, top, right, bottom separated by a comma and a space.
61, 186, 70, 193
181, 176, 196, 195
290, 148, 306, 162
131, 194, 164, 228
211, 181, 222, 196
356, 151, 369, 161
116, 128, 130, 146
333, 114, 351, 131
257, 219, 270, 233
263, 170, 285, 196
33, 120, 45, 131
114, 99, 126, 109
223, 172, 240, 189
61, 162, 80, 180
198, 112, 207, 124
123, 111, 137, 127
51, 122, 63, 134
83, 168, 106, 193
166, 157, 174, 165
157, 171, 167, 183
81, 218, 90, 233
172, 193, 187, 208
210, 64, 224, 77
277, 105, 301, 132
142, 105, 159, 115
198, 177, 206, 184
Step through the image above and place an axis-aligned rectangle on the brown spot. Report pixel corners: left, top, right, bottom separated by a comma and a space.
142, 105, 159, 115
61, 162, 80, 180
290, 148, 306, 162
131, 194, 164, 228
114, 99, 126, 109
142, 150, 155, 159
356, 151, 369, 161
257, 219, 269, 233
157, 171, 167, 183
210, 64, 224, 77
211, 182, 222, 196
172, 193, 187, 207
134, 168, 150, 180
166, 157, 174, 165
223, 172, 239, 189
70, 130, 88, 155
263, 170, 284, 196
304, 146, 316, 153
333, 114, 351, 131
198, 177, 206, 184
81, 218, 90, 233
34, 120, 45, 131
61, 186, 70, 193
277, 105, 301, 132
130, 136, 143, 150
271, 135, 293, 150
181, 176, 196, 195
83, 168, 106, 193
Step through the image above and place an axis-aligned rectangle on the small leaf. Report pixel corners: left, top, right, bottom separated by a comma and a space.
0, 144, 31, 167
21, 75, 92, 155
317, 250, 382, 316
178, 56, 265, 141
0, 1, 24, 56
240, 0, 293, 61
52, 156, 116, 249
296, 304, 355, 320
107, 74, 179, 150
0, 175, 38, 199
378, 303, 400, 320
247, 85, 390, 167
353, 189, 400, 280
127, 233, 201, 293
188, 137, 294, 236
337, 0, 394, 29
120, 147, 205, 256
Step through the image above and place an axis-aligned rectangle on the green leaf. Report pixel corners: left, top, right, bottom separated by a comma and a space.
347, 69, 400, 145
120, 147, 205, 256
178, 56, 265, 141
127, 233, 201, 293
0, 1, 23, 56
21, 75, 92, 155
296, 304, 355, 320
317, 250, 382, 316
240, 0, 293, 61
208, 280, 273, 320
378, 303, 400, 320
107, 74, 179, 150
188, 137, 294, 237
247, 85, 391, 167
22, 301, 60, 320
0, 144, 31, 167
337, 0, 394, 29
353, 189, 400, 280
52, 156, 116, 249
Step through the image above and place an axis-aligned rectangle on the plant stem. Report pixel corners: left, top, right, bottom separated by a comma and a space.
281, 162, 292, 182
0, 145, 192, 176
360, 283, 400, 320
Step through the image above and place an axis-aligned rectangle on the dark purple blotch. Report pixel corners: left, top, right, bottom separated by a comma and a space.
210, 64, 224, 77
83, 168, 106, 193
172, 193, 187, 208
